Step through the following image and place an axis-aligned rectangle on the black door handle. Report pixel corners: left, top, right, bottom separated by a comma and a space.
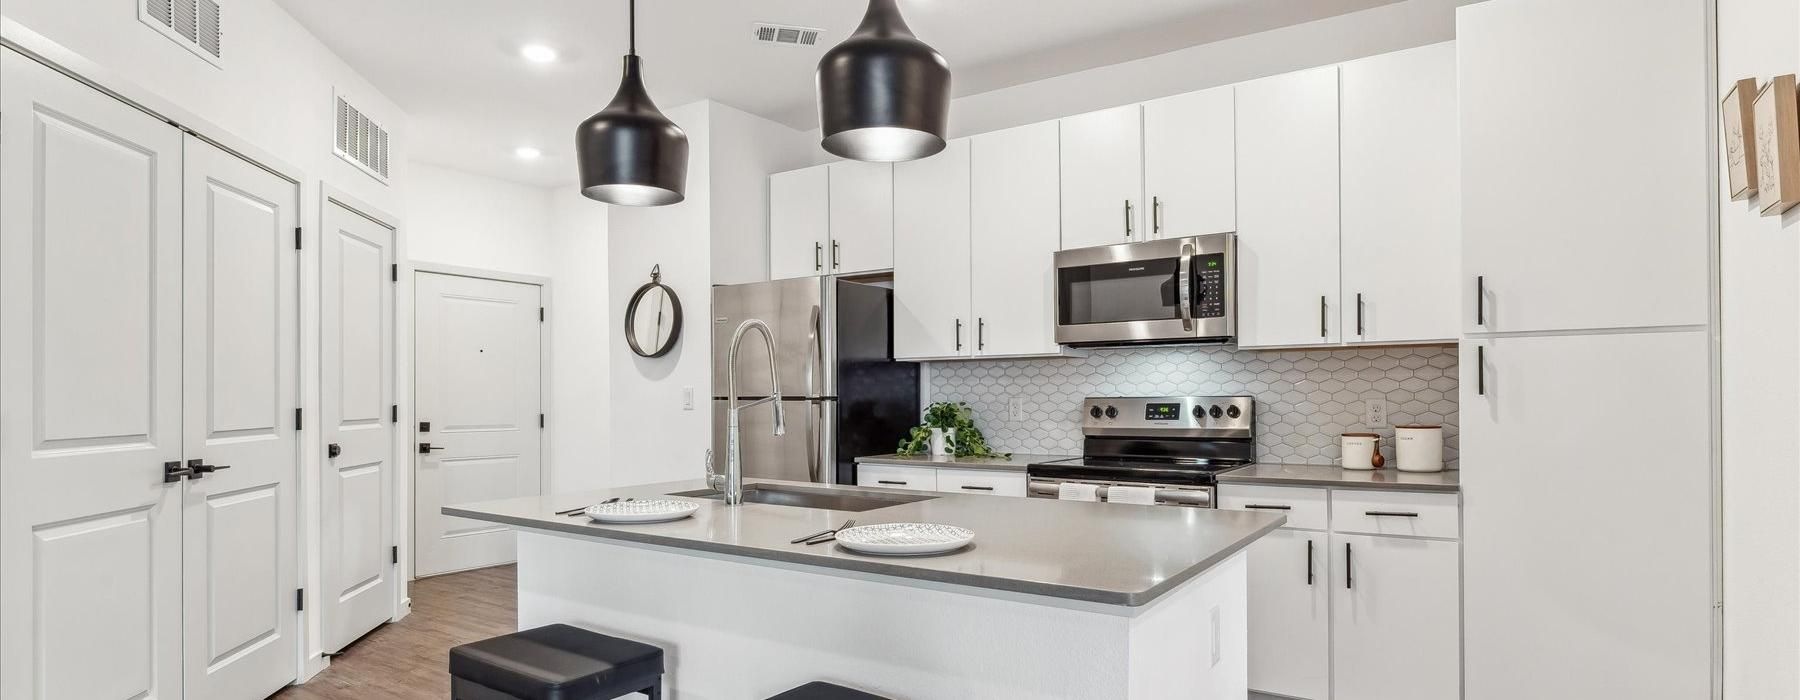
163, 460, 193, 484
1345, 542, 1354, 589
327, 443, 342, 458
419, 442, 446, 454
187, 458, 230, 479
1307, 539, 1315, 585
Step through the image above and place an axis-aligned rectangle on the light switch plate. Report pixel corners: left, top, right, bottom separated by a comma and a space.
682, 387, 695, 411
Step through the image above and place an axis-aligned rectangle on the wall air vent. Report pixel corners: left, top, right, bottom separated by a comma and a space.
334, 94, 391, 184
140, 0, 223, 66
752, 23, 823, 47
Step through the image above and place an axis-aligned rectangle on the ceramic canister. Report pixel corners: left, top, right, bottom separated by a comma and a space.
1340, 433, 1381, 471
1395, 425, 1445, 472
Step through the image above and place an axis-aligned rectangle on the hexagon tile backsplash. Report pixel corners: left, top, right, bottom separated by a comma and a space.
926, 345, 1458, 468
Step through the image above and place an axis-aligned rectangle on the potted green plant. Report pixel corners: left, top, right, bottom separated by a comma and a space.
895, 401, 1007, 458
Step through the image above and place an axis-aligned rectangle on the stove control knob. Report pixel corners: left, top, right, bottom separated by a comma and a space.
1192, 405, 1205, 421
1226, 405, 1242, 419
1089, 406, 1103, 419
1209, 405, 1224, 419
1104, 405, 1118, 419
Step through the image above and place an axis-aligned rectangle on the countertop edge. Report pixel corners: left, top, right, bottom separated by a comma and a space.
443, 504, 1285, 607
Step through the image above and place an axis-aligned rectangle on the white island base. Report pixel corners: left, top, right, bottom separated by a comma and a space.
517, 530, 1248, 699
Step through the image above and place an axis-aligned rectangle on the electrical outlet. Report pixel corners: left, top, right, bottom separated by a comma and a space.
1008, 398, 1026, 422
1364, 398, 1388, 427
681, 387, 695, 411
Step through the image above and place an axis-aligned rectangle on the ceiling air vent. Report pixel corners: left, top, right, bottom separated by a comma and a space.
334, 94, 391, 184
752, 23, 822, 47
140, 0, 223, 66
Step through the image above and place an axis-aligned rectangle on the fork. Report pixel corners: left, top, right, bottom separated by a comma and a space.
802, 519, 856, 545
557, 497, 628, 516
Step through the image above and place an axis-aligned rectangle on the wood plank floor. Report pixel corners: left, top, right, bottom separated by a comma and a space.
272, 564, 516, 700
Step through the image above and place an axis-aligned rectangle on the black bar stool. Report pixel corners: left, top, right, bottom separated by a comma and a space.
449, 623, 664, 700
766, 681, 892, 699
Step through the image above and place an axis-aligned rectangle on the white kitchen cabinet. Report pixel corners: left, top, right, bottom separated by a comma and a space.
1058, 104, 1143, 250
1142, 86, 1235, 239
1460, 331, 1710, 700
893, 139, 972, 360
827, 160, 894, 274
1245, 528, 1329, 700
1459, 0, 1708, 334
770, 165, 828, 280
1330, 533, 1461, 700
971, 121, 1063, 357
1234, 66, 1341, 348
855, 463, 937, 491
1340, 42, 1459, 344
934, 469, 1027, 497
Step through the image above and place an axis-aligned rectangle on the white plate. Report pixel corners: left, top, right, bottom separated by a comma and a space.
834, 523, 974, 556
584, 499, 700, 524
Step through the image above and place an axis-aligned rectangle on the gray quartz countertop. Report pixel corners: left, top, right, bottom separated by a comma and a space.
854, 452, 1073, 472
444, 478, 1284, 607
1217, 463, 1460, 492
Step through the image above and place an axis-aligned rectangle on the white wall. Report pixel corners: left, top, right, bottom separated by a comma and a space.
548, 192, 612, 493
1718, 0, 1800, 696
406, 162, 554, 276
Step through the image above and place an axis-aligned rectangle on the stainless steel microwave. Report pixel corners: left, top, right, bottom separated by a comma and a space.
1053, 233, 1236, 347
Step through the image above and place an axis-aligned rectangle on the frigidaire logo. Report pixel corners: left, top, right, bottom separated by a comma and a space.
1128, 267, 1146, 272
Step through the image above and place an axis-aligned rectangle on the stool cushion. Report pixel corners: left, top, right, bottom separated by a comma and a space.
766, 681, 891, 700
450, 624, 662, 700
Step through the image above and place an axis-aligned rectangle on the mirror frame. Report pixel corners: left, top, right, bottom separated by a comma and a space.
623, 266, 683, 358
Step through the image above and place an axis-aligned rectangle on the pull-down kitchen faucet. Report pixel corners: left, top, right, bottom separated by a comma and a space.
714, 318, 784, 505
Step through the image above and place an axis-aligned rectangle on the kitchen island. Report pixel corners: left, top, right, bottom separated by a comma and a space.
447, 478, 1284, 698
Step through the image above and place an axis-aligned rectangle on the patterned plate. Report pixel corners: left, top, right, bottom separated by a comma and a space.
834, 523, 974, 556
584, 499, 700, 524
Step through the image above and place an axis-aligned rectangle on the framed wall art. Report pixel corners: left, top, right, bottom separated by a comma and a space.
1753, 74, 1799, 215
1723, 77, 1758, 200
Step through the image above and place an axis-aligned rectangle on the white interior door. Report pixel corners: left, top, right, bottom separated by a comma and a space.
413, 272, 543, 576
0, 48, 185, 700
181, 135, 300, 699
319, 198, 396, 652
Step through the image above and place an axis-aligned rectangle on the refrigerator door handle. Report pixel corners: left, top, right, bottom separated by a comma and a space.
805, 305, 822, 482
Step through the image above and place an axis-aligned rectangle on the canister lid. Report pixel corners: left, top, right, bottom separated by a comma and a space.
1393, 424, 1442, 430
1341, 432, 1380, 438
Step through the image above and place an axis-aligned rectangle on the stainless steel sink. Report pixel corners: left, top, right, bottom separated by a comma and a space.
668, 484, 935, 512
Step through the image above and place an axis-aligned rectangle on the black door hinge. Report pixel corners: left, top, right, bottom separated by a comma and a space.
296, 588, 305, 612
293, 226, 302, 250
294, 407, 302, 431
539, 413, 545, 428
391, 263, 398, 282
391, 545, 399, 565
391, 404, 398, 422
539, 307, 545, 322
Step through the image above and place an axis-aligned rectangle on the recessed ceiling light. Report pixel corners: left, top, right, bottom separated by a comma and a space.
520, 44, 558, 63
515, 146, 542, 160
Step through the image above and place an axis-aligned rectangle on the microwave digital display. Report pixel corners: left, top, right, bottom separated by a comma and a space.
1145, 403, 1181, 421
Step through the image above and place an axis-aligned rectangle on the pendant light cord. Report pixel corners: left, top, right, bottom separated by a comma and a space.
628, 0, 636, 56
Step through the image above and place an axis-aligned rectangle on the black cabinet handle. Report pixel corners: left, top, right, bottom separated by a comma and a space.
960, 485, 995, 491
831, 240, 840, 269
1365, 510, 1420, 517
1152, 196, 1162, 235
1320, 296, 1328, 338
1243, 504, 1291, 510
977, 318, 985, 350
187, 458, 230, 479
1477, 345, 1486, 396
814, 242, 823, 271
1345, 542, 1354, 589
163, 460, 193, 484
1476, 275, 1485, 326
877, 480, 905, 485
1356, 293, 1365, 336
954, 319, 963, 351
1124, 200, 1133, 238
1307, 539, 1315, 585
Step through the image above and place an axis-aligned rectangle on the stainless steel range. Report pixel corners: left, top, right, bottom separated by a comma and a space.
1027, 396, 1255, 508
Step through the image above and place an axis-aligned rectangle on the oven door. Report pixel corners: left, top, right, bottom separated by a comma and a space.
1053, 233, 1235, 346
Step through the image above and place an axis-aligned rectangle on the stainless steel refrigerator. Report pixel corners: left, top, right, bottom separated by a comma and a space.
712, 277, 919, 484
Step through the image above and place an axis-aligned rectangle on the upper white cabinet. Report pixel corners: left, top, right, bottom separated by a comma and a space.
1235, 65, 1342, 348
1058, 105, 1144, 250
971, 122, 1064, 357
827, 160, 894, 274
893, 139, 973, 360
770, 165, 829, 280
1142, 86, 1235, 239
1460, 0, 1707, 334
1340, 42, 1459, 344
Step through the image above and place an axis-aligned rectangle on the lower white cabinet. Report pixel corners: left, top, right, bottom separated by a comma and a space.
1246, 528, 1330, 700
854, 463, 1026, 497
1330, 533, 1461, 700
855, 463, 937, 491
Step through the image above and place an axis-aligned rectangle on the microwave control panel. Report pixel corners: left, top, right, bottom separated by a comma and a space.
1193, 253, 1226, 318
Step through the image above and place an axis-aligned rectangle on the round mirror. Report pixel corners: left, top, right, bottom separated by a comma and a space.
624, 266, 682, 357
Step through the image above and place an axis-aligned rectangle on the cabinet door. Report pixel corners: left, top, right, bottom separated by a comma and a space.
893, 139, 972, 360
972, 122, 1062, 357
1246, 529, 1329, 700
1143, 87, 1234, 239
1459, 0, 1707, 333
1461, 331, 1710, 700
1059, 104, 1143, 249
1340, 42, 1459, 344
1235, 66, 1341, 347
827, 160, 894, 274
1330, 534, 1460, 700
770, 165, 828, 280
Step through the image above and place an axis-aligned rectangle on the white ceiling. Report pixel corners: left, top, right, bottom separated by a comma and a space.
275, 0, 1398, 187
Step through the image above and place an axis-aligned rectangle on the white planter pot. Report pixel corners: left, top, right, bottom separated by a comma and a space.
929, 428, 956, 457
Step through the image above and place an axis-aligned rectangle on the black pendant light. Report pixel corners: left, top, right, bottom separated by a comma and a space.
576, 0, 687, 206
817, 0, 950, 162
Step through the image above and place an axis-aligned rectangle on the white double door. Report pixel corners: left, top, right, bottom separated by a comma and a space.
1, 48, 299, 700
412, 272, 542, 577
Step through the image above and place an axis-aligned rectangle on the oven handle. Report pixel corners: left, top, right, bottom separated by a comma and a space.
1177, 242, 1195, 332
1026, 480, 1214, 506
